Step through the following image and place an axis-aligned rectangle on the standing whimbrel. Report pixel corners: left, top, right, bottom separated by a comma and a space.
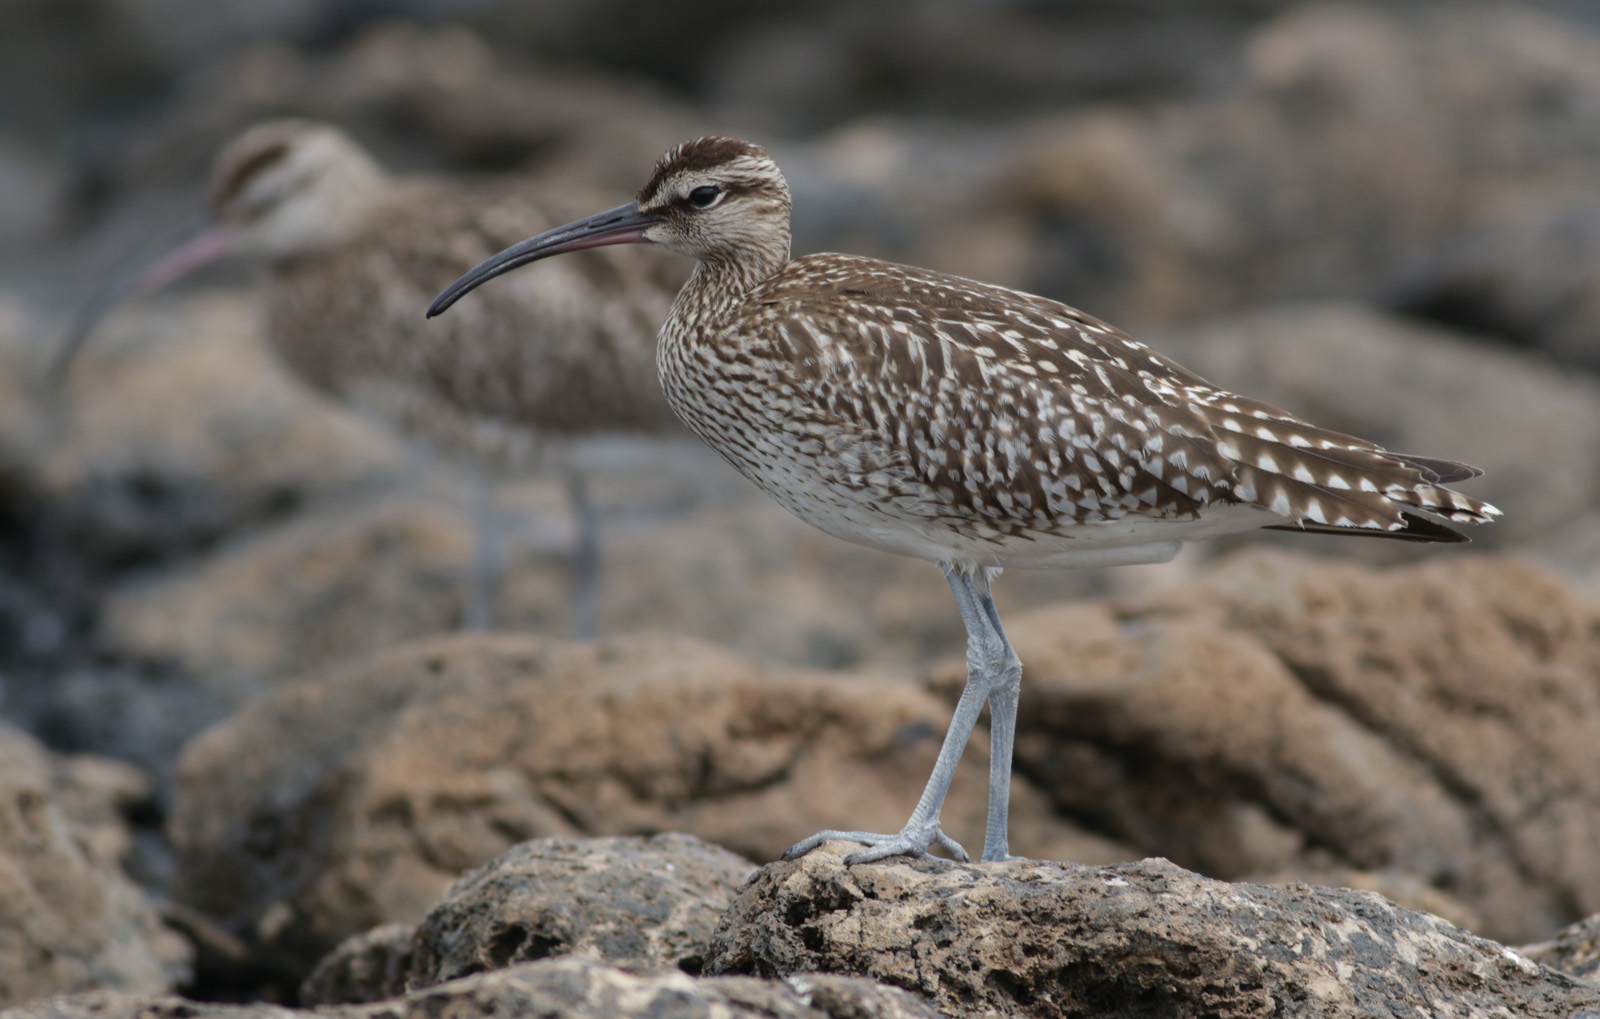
55, 119, 686, 636
429, 136, 1500, 865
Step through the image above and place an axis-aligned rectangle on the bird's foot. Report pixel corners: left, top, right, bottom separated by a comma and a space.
781, 823, 969, 864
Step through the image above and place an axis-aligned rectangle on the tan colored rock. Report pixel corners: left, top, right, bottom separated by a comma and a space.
933, 549, 1600, 943
709, 845, 1600, 1019
170, 633, 1128, 976
0, 723, 190, 1007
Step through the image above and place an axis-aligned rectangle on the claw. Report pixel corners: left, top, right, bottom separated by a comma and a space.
781, 824, 968, 864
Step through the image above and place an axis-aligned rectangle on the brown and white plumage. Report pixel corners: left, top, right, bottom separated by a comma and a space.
58, 119, 686, 633
430, 135, 1499, 865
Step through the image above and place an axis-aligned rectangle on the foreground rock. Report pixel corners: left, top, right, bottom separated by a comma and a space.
944, 550, 1600, 944
301, 834, 755, 1004
171, 633, 1124, 978
0, 723, 190, 1007
710, 845, 1600, 1019
10, 956, 941, 1019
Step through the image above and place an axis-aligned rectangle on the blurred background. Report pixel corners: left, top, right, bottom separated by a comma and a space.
2, 0, 1600, 1002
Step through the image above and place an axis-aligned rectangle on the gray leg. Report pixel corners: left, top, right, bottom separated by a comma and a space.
566, 467, 600, 640
974, 571, 1022, 862
463, 474, 504, 632
781, 563, 1023, 865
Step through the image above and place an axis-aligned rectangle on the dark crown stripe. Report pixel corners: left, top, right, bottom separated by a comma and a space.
638, 136, 770, 203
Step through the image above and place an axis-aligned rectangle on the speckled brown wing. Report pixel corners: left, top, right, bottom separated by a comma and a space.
735, 254, 1494, 539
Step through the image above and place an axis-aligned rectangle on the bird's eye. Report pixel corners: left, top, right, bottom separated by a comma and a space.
687, 185, 721, 209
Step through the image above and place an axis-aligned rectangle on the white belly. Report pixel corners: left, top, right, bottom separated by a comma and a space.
734, 448, 1283, 571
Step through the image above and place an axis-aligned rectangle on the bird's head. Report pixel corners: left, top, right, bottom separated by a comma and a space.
47, 118, 384, 387
206, 119, 386, 259
428, 136, 791, 317
632, 136, 792, 263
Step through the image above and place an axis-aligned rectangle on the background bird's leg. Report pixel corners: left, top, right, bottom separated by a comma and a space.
966, 566, 1023, 862
565, 466, 601, 640
463, 472, 504, 631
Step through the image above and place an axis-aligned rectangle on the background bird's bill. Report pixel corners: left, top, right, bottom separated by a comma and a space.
50, 219, 232, 387
427, 201, 658, 317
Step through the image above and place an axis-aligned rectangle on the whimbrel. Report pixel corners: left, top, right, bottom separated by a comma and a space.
429, 136, 1500, 865
55, 119, 686, 635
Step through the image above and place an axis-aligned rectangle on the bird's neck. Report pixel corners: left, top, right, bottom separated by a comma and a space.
670, 234, 787, 327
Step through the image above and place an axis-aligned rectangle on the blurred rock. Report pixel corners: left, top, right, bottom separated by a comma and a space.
299, 924, 413, 1007
935, 549, 1600, 943
709, 845, 1600, 1019
0, 289, 407, 776
394, 834, 752, 996
1145, 301, 1600, 551
0, 721, 190, 1007
1522, 912, 1600, 987
168, 633, 1126, 979
15, 956, 942, 1019
1389, 197, 1600, 369
1007, 3, 1600, 330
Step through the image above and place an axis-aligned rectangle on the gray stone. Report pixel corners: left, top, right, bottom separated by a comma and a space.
302, 834, 759, 1005
1389, 197, 1600, 370
11, 957, 943, 1019
404, 834, 754, 990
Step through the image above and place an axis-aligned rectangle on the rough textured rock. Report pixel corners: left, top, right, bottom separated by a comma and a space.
0, 722, 190, 1006
301, 834, 758, 1005
403, 834, 754, 991
1523, 913, 1600, 988
710, 845, 1600, 1019
11, 957, 942, 1019
933, 550, 1600, 944
170, 633, 1127, 978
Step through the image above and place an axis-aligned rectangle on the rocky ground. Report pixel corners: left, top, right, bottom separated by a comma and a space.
4, 1, 1600, 1017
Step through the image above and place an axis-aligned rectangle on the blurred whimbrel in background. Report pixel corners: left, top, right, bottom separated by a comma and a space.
55, 119, 686, 636
430, 136, 1500, 864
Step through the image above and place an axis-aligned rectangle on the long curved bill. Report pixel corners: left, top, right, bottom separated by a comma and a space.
48, 218, 232, 388
427, 201, 660, 318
